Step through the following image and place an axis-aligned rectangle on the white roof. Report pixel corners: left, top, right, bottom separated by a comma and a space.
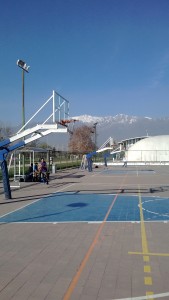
128, 135, 169, 151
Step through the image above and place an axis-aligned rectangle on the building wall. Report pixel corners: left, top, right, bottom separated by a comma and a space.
126, 135, 169, 162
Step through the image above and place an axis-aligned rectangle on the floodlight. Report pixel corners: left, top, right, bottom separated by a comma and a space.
17, 59, 30, 72
16, 59, 30, 129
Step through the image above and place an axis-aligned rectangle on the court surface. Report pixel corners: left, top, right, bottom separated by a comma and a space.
1, 192, 169, 223
0, 165, 169, 300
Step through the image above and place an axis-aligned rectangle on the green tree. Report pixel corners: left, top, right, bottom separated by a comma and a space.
38, 142, 52, 149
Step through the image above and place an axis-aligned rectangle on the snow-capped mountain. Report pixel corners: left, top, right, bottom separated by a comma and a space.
43, 114, 169, 150
73, 114, 144, 125
72, 114, 169, 146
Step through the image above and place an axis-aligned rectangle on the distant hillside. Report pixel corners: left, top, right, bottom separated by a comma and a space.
9, 114, 169, 150
72, 114, 169, 147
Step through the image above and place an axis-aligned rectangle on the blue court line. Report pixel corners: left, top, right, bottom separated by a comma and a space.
0, 193, 169, 223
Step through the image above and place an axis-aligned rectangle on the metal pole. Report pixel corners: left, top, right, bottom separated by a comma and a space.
22, 69, 25, 178
53, 90, 55, 123
94, 123, 97, 151
22, 69, 25, 129
1, 160, 12, 199
95, 126, 97, 150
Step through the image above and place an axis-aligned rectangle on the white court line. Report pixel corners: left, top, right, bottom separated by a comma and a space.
88, 221, 103, 224
1, 221, 89, 224
111, 291, 169, 299
139, 198, 169, 218
0, 183, 75, 220
3, 220, 168, 224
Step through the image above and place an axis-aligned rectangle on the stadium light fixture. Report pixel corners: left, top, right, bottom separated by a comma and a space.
17, 59, 30, 72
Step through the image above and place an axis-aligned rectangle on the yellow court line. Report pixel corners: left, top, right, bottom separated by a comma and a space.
129, 186, 169, 257
144, 265, 151, 273
144, 276, 152, 285
146, 291, 154, 300
138, 186, 153, 296
138, 188, 149, 254
143, 256, 150, 262
128, 251, 169, 257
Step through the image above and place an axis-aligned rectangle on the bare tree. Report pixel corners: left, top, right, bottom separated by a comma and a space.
68, 125, 95, 153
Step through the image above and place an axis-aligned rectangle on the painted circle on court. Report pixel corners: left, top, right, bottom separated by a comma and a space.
139, 198, 169, 219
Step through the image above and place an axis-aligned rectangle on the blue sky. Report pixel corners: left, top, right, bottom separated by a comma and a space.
1, 0, 169, 126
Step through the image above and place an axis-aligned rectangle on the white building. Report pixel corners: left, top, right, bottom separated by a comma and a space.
126, 135, 169, 162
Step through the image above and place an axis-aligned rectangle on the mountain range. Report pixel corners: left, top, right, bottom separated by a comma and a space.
72, 114, 169, 147
26, 114, 169, 150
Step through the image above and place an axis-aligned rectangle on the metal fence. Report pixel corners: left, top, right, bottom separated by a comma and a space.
126, 150, 169, 162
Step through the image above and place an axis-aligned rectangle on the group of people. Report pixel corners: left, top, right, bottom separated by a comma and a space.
80, 153, 95, 172
26, 158, 49, 184
80, 153, 128, 171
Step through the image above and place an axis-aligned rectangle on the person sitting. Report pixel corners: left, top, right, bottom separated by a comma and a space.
39, 158, 49, 184
25, 163, 34, 182
33, 162, 39, 181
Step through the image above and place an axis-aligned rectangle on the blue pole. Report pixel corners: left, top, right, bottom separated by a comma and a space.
0, 140, 25, 199
1, 159, 11, 199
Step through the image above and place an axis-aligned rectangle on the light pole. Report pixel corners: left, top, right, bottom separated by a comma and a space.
93, 122, 98, 151
17, 60, 30, 178
17, 59, 30, 130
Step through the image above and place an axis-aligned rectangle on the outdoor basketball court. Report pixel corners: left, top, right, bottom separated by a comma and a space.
1, 192, 169, 223
0, 165, 169, 300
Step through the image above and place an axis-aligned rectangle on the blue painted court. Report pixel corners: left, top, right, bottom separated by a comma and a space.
0, 192, 169, 223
